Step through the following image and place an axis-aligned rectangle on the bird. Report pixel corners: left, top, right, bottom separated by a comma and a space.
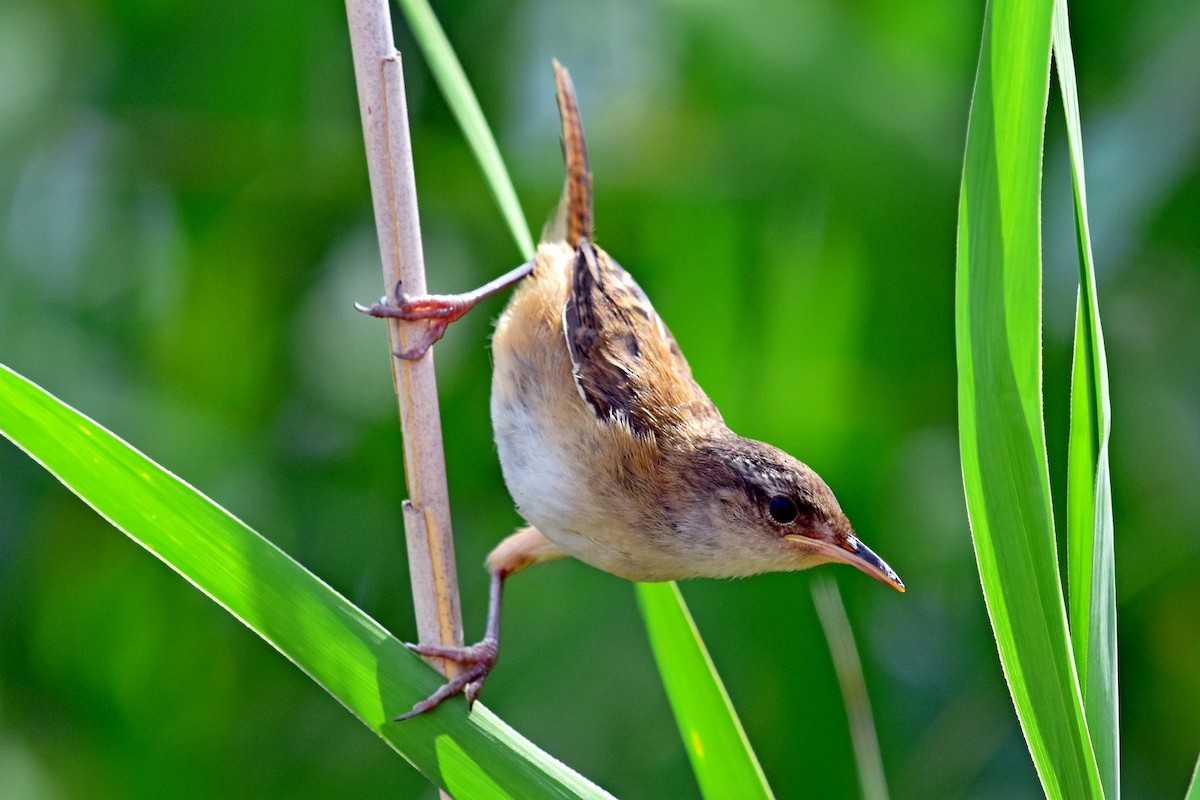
358, 62, 904, 719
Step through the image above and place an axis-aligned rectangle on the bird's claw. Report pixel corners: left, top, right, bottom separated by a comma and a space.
356, 282, 464, 321
355, 284, 473, 360
395, 638, 499, 720
406, 639, 498, 664
391, 321, 451, 360
464, 680, 484, 711
358, 264, 534, 360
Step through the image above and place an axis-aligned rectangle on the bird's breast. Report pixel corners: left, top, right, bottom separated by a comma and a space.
489, 243, 669, 579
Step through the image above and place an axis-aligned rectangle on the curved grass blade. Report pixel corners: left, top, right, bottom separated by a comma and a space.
389, 1, 774, 791
955, 0, 1104, 795
0, 363, 611, 800
394, 0, 535, 259
813, 577, 889, 800
1053, 2, 1119, 796
637, 582, 774, 800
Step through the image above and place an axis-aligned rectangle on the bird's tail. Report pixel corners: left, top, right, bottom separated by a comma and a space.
546, 60, 593, 246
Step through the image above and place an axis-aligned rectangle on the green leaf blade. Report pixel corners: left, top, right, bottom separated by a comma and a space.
955, 0, 1104, 796
637, 582, 775, 800
395, 0, 535, 260
812, 577, 890, 800
0, 363, 612, 800
1053, 1, 1119, 796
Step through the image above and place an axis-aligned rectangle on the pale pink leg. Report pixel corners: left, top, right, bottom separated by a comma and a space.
395, 528, 565, 719
356, 261, 534, 359
395, 568, 505, 720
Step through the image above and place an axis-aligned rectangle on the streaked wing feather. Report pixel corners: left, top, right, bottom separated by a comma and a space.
563, 242, 720, 435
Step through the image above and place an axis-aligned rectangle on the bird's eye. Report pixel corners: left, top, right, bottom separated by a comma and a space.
768, 495, 799, 524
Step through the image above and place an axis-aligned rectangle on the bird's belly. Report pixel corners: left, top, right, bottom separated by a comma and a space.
488, 254, 583, 528
492, 393, 711, 581
489, 347, 610, 554
490, 300, 674, 580
491, 394, 593, 546
489, 246, 719, 582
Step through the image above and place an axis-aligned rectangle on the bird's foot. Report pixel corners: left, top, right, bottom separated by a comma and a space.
395, 637, 499, 720
355, 284, 474, 360
356, 262, 534, 360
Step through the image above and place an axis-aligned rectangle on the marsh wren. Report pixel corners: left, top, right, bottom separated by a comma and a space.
359, 62, 904, 718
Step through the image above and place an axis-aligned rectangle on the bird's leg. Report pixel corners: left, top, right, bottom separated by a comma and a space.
396, 568, 505, 720
356, 260, 534, 360
395, 527, 566, 720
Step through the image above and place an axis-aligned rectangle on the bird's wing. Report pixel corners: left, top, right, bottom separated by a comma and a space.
563, 241, 721, 436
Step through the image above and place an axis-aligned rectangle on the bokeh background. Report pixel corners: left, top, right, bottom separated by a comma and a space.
2, 0, 1198, 797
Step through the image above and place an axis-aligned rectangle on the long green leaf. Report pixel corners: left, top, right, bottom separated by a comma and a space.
812, 577, 889, 800
1053, 2, 1119, 797
637, 582, 774, 800
394, 0, 535, 259
1186, 752, 1200, 800
955, 0, 1104, 796
390, 2, 774, 792
0, 363, 611, 800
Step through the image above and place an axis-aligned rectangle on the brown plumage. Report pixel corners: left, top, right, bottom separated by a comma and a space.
369, 62, 904, 719
553, 62, 593, 247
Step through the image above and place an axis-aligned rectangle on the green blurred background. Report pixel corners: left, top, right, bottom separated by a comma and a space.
1, 0, 1197, 797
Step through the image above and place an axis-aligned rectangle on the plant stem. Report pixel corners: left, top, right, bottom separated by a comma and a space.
343, 0, 463, 669
813, 577, 889, 800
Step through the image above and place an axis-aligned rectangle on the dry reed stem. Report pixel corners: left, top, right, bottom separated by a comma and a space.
343, 0, 463, 671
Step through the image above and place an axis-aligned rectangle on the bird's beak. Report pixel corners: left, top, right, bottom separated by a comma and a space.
787, 533, 905, 592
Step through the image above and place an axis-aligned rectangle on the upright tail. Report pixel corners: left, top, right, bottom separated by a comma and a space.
550, 61, 593, 246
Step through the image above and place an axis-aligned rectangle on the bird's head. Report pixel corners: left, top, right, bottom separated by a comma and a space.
676, 434, 904, 590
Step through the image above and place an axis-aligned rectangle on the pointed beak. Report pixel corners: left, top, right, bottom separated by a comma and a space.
788, 533, 905, 592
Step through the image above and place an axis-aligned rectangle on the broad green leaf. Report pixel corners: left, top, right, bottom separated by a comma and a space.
391, 0, 773, 790
1186, 752, 1200, 800
394, 0, 535, 260
955, 0, 1104, 796
0, 363, 611, 800
1053, 3, 1119, 797
637, 582, 774, 800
